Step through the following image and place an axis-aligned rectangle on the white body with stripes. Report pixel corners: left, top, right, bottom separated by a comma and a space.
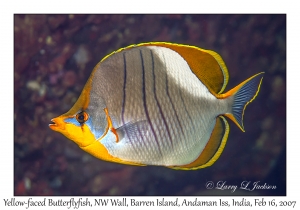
90, 46, 232, 166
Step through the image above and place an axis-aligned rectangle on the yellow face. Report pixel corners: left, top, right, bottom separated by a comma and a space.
49, 111, 96, 148
49, 63, 144, 166
49, 76, 124, 165
49, 74, 99, 147
49, 102, 143, 165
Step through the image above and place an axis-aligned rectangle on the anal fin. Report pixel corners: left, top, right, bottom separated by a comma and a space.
169, 116, 229, 170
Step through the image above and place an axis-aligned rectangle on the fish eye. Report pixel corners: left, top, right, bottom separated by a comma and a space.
76, 111, 89, 124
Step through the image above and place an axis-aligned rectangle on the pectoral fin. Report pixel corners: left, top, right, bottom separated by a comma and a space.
116, 120, 149, 142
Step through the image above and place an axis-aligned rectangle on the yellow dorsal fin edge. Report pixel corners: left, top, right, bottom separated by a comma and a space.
201, 49, 229, 94
100, 42, 229, 95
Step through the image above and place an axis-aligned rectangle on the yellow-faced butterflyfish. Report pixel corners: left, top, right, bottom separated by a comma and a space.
49, 42, 264, 170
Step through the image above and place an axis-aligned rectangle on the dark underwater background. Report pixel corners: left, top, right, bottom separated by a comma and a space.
14, 14, 286, 196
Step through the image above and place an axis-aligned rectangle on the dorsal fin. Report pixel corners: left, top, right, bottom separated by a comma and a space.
138, 42, 229, 94
169, 116, 229, 170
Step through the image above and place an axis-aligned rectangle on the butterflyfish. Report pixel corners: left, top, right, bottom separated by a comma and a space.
49, 42, 264, 170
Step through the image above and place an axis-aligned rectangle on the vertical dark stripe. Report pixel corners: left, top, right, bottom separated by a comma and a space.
162, 53, 185, 139
150, 50, 173, 148
121, 53, 127, 125
121, 52, 138, 154
140, 50, 163, 157
179, 88, 196, 131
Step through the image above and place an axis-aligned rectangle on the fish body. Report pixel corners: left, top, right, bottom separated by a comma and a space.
49, 42, 264, 170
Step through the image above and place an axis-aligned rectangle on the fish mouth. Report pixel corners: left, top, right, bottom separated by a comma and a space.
49, 118, 57, 130
49, 116, 66, 131
49, 119, 56, 125
49, 119, 57, 128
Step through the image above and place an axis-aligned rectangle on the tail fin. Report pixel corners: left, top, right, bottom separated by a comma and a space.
220, 72, 264, 132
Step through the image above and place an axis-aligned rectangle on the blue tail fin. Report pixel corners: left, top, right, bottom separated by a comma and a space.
222, 72, 264, 132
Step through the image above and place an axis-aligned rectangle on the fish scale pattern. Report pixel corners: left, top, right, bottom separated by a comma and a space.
98, 46, 225, 165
